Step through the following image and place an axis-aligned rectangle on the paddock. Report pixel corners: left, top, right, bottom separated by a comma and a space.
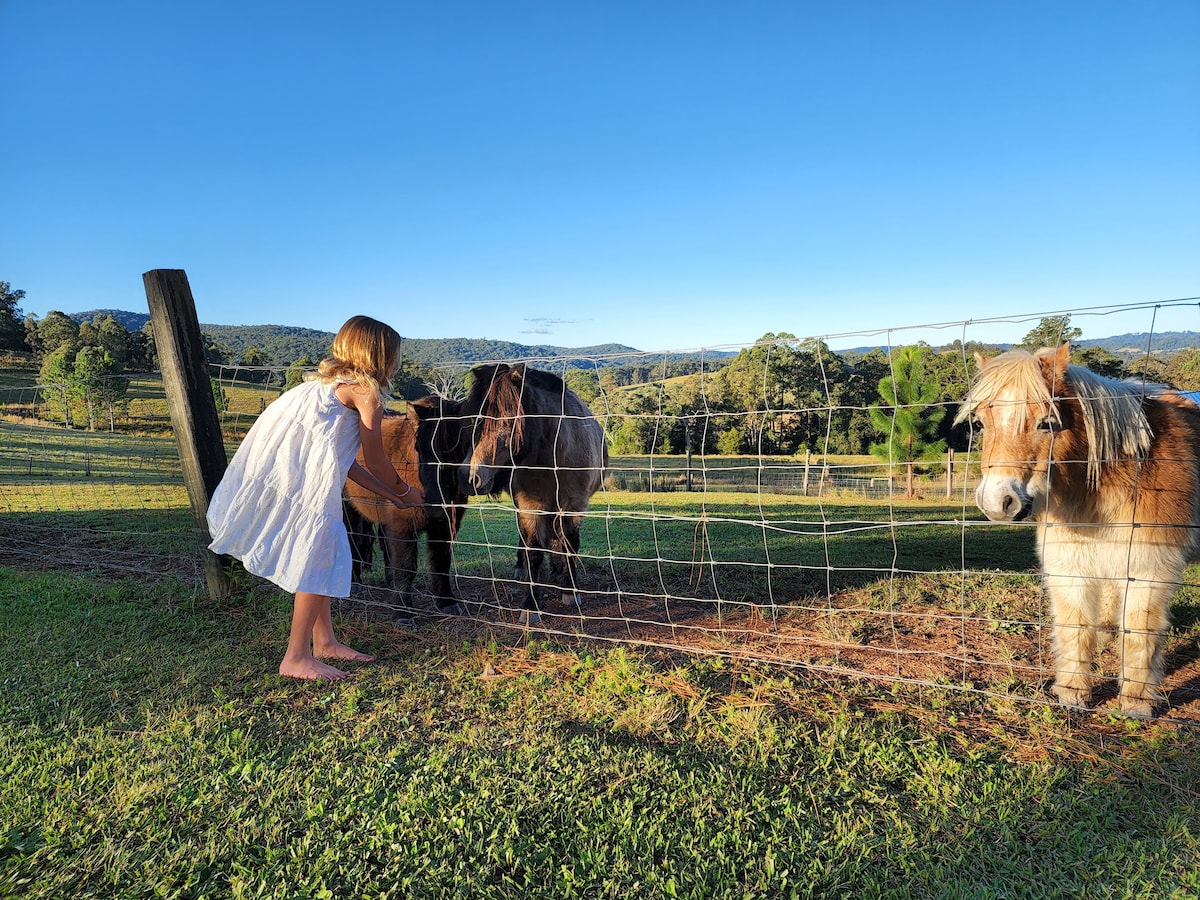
4, 296, 1200, 724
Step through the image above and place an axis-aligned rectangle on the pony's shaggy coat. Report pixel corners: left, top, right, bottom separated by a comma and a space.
343, 408, 465, 614
958, 343, 1200, 716
462, 363, 607, 621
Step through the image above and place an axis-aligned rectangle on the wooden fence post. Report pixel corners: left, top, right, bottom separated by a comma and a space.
143, 269, 232, 601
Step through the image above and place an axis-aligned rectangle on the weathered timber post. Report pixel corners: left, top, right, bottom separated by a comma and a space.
144, 269, 232, 600
945, 448, 954, 498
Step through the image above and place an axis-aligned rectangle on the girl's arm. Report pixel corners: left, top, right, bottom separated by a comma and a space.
338, 382, 425, 507
346, 460, 421, 506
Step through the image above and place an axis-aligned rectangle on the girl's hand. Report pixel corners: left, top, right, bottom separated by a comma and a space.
396, 483, 425, 507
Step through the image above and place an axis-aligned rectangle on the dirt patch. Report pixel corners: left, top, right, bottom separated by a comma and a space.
345, 575, 1200, 724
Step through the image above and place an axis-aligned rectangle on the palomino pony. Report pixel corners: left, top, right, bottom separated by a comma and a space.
449, 363, 607, 624
958, 343, 1200, 717
344, 406, 467, 616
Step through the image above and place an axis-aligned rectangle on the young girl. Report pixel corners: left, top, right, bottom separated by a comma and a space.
207, 315, 425, 681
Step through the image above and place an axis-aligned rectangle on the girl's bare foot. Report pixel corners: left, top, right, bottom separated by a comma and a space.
279, 655, 348, 681
313, 640, 375, 663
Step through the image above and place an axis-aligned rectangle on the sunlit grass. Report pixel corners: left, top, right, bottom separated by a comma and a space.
1, 568, 1198, 899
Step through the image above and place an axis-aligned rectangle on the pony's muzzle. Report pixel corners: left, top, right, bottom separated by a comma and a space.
467, 467, 492, 495
975, 480, 1033, 522
460, 466, 483, 496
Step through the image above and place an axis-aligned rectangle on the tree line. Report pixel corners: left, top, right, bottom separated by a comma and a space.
6, 282, 1200, 471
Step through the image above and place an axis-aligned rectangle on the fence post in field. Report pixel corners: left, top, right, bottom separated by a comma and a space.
946, 448, 954, 498
143, 269, 232, 601
684, 415, 694, 491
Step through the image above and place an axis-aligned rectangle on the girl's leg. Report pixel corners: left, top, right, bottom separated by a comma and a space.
280, 592, 350, 681
311, 593, 375, 664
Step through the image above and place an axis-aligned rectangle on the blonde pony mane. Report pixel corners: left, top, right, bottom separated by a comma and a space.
958, 348, 1154, 488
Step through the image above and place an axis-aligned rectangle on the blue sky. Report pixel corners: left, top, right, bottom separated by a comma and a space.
3, 2, 1197, 352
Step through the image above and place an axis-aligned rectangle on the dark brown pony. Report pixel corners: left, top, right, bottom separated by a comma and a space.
343, 405, 466, 616
415, 363, 607, 624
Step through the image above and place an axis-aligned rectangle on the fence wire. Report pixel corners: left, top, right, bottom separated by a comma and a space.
3, 299, 1199, 724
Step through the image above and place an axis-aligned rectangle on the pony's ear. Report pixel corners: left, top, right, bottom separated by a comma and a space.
1039, 342, 1071, 392
1053, 342, 1071, 376
974, 352, 988, 370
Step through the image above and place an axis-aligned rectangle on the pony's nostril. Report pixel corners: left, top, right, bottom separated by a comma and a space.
1002, 495, 1014, 514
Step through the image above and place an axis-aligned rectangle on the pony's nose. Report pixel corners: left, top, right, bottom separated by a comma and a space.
460, 469, 477, 495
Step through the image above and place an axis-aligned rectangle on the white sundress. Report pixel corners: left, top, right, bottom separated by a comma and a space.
207, 378, 362, 597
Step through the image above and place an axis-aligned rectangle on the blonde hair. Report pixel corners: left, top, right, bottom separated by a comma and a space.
312, 315, 402, 397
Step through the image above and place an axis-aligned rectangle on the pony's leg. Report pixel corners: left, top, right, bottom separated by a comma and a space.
1045, 570, 1100, 708
552, 514, 584, 608
382, 523, 420, 617
424, 511, 463, 615
515, 510, 545, 625
342, 514, 379, 610
513, 546, 530, 583
1115, 577, 1172, 717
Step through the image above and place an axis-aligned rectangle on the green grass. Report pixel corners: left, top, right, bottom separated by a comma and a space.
2, 568, 1198, 898
2, 402, 1200, 895
443, 489, 1036, 611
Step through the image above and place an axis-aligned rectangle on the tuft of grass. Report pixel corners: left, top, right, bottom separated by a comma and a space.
2, 568, 1199, 899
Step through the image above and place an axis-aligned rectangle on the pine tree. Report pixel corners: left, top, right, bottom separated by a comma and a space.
868, 345, 948, 498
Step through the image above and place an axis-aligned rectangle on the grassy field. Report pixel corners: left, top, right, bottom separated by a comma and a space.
3, 371, 1200, 896
2, 568, 1199, 898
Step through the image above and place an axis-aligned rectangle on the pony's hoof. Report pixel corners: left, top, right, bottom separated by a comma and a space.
435, 601, 465, 616
1051, 684, 1092, 710
518, 609, 542, 626
1117, 695, 1158, 719
560, 591, 582, 608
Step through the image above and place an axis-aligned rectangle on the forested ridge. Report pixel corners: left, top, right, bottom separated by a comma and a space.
69, 311, 654, 368
3, 299, 1198, 463
68, 308, 1200, 366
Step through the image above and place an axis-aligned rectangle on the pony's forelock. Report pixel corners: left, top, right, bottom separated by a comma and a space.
957, 349, 1053, 427
962, 348, 1154, 488
468, 364, 526, 455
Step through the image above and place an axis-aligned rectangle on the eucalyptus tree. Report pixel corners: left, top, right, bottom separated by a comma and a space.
1019, 315, 1081, 350
0, 281, 27, 351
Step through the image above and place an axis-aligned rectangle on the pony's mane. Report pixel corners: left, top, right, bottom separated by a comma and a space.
463, 364, 550, 452
958, 348, 1154, 487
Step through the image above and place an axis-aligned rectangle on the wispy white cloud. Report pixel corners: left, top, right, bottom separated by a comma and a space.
520, 316, 592, 336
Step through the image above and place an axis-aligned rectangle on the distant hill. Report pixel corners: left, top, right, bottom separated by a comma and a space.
1077, 332, 1200, 359
843, 332, 1200, 360
69, 309, 152, 331
70, 309, 1196, 366
196, 324, 337, 366
197, 325, 648, 369
66, 311, 652, 367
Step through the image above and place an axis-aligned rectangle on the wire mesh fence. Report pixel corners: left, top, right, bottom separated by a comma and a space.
3, 299, 1200, 722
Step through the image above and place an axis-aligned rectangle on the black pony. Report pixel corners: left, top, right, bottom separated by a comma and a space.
413, 363, 607, 624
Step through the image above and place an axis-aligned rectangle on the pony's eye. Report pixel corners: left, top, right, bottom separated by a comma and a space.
1036, 416, 1057, 432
